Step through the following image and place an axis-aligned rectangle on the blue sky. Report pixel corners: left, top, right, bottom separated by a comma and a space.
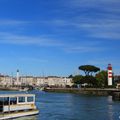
0, 0, 120, 76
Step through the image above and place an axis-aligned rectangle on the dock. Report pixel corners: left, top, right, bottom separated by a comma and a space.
44, 88, 120, 100
0, 86, 31, 91
0, 87, 19, 91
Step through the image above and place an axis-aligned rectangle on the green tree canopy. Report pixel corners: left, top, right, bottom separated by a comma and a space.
72, 75, 83, 84
79, 75, 97, 87
68, 74, 73, 78
95, 70, 108, 87
79, 65, 100, 76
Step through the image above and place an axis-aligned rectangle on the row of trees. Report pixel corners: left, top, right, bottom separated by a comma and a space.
70, 65, 111, 88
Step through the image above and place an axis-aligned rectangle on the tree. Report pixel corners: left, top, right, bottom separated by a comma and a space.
72, 75, 83, 84
79, 65, 100, 76
68, 74, 73, 78
79, 75, 97, 87
95, 70, 108, 87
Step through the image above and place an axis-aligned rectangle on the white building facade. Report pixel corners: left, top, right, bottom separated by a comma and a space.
0, 75, 73, 88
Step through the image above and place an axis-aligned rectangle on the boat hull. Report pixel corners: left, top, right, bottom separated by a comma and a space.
0, 110, 39, 120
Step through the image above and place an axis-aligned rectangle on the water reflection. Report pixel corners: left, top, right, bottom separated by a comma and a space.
107, 96, 113, 103
107, 96, 113, 120
108, 104, 113, 120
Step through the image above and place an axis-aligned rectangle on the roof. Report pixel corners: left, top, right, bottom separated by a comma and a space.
0, 94, 35, 98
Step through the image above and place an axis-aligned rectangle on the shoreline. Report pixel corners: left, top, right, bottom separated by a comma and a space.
0, 87, 20, 91
44, 88, 120, 96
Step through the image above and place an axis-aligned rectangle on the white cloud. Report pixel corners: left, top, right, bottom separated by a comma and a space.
64, 46, 103, 53
0, 57, 48, 63
19, 57, 48, 63
41, 17, 120, 40
0, 19, 28, 26
65, 0, 120, 11
0, 32, 63, 47
63, 40, 106, 53
0, 32, 107, 54
48, 0, 120, 40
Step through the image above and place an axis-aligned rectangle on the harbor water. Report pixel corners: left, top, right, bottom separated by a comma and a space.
0, 90, 120, 120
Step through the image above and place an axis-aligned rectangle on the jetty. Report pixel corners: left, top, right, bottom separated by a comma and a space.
0, 86, 32, 91
44, 88, 120, 100
0, 87, 19, 91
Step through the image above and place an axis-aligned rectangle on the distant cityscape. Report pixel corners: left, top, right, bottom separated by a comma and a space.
1, 64, 120, 89
0, 70, 73, 88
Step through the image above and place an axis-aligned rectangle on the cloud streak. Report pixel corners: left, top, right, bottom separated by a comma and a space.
0, 32, 107, 54
64, 46, 104, 53
19, 57, 48, 63
65, 0, 120, 12
0, 32, 63, 47
0, 19, 29, 26
40, 17, 120, 40
62, 40, 107, 53
40, 0, 120, 40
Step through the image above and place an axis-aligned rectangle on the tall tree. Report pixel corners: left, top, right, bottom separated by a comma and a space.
68, 74, 73, 78
72, 75, 83, 84
79, 65, 100, 76
95, 70, 108, 87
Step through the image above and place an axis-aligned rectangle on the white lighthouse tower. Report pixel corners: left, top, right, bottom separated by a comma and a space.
107, 64, 112, 86
16, 69, 19, 86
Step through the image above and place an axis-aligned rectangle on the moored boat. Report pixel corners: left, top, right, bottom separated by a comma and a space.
0, 94, 39, 119
19, 87, 29, 91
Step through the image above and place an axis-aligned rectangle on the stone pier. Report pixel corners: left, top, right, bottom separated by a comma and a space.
112, 92, 120, 101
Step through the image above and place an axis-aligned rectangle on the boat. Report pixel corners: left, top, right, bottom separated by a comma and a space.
0, 94, 39, 120
35, 86, 45, 91
19, 87, 29, 91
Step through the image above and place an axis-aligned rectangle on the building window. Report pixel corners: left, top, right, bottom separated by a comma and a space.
18, 97, 25, 103
27, 96, 34, 102
4, 97, 9, 105
10, 97, 17, 104
0, 97, 9, 105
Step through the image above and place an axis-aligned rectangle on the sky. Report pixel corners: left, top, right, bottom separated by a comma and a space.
0, 0, 120, 77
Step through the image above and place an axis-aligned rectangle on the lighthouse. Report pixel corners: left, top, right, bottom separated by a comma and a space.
107, 64, 112, 86
16, 69, 19, 85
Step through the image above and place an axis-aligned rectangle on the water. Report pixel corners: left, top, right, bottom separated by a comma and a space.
0, 90, 120, 120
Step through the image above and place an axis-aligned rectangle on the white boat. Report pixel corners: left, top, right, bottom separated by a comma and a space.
19, 87, 29, 91
0, 94, 39, 120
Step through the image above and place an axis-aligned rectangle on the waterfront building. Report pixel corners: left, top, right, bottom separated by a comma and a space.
0, 75, 12, 87
116, 83, 120, 89
20, 76, 34, 86
64, 77, 73, 87
114, 75, 120, 88
0, 75, 5, 85
47, 76, 61, 87
0, 74, 73, 88
46, 76, 73, 87
36, 77, 46, 86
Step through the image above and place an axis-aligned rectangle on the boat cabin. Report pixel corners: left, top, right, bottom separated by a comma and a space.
0, 94, 39, 119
